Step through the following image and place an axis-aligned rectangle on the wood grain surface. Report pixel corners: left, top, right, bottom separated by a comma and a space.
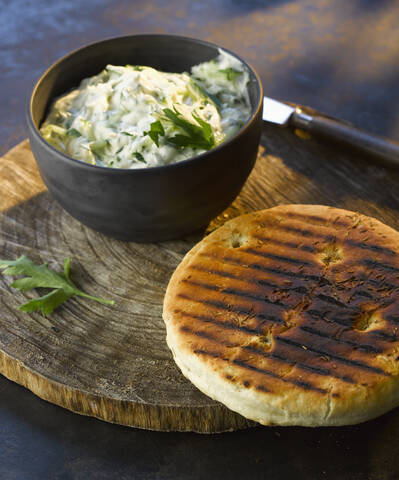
0, 140, 256, 433
2, 125, 399, 433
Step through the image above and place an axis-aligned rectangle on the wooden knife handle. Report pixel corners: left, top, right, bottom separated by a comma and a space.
292, 110, 399, 167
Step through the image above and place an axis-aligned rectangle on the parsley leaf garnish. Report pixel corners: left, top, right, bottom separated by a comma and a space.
143, 108, 216, 151
133, 152, 146, 163
144, 120, 165, 147
163, 107, 215, 150
0, 256, 114, 316
220, 67, 242, 81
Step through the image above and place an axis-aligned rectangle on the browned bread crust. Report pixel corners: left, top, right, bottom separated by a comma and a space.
163, 205, 399, 426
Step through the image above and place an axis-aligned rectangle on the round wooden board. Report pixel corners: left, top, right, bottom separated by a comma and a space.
2, 127, 399, 433
0, 140, 258, 433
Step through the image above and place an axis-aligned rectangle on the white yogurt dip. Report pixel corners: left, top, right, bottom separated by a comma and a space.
40, 50, 251, 169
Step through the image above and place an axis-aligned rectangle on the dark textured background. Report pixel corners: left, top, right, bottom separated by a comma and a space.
2, 1, 399, 478
3, 0, 399, 157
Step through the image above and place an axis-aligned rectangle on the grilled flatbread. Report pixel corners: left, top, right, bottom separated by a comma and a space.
163, 205, 399, 426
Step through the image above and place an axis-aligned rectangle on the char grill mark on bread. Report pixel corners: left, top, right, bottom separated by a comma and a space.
180, 278, 289, 308
199, 251, 325, 282
299, 325, 382, 354
179, 311, 358, 385
163, 205, 399, 426
193, 348, 328, 394
274, 336, 389, 376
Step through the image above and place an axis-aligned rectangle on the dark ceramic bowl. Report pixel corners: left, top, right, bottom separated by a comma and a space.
27, 35, 263, 242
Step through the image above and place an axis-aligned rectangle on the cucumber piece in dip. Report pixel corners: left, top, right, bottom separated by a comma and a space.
40, 50, 251, 169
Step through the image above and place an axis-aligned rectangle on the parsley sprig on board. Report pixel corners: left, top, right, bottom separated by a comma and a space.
0, 256, 114, 316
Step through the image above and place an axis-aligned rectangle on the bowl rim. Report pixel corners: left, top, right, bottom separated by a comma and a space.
27, 33, 263, 174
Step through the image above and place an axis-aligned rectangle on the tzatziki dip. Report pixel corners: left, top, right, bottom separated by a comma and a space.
40, 50, 251, 169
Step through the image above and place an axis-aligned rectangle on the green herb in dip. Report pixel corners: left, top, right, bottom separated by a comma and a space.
40, 50, 251, 168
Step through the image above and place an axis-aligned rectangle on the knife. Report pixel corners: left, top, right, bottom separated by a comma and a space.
262, 96, 399, 167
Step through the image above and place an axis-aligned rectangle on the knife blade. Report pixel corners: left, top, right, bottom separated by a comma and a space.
262, 96, 399, 167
